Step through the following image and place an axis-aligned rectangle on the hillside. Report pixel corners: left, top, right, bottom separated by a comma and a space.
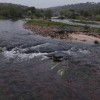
0, 3, 44, 19
47, 2, 100, 20
49, 2, 100, 13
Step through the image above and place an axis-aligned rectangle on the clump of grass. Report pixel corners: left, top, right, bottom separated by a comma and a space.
26, 19, 82, 29
84, 25, 90, 30
72, 20, 97, 24
27, 19, 66, 28
0, 16, 7, 19
94, 40, 99, 44
94, 28, 100, 33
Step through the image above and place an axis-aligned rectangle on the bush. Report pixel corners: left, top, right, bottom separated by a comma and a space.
94, 40, 99, 44
84, 25, 90, 30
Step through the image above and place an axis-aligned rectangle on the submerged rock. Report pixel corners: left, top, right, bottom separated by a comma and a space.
47, 51, 71, 62
0, 47, 6, 52
57, 29, 76, 34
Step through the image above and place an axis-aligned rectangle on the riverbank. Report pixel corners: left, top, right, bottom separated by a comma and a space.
24, 19, 100, 44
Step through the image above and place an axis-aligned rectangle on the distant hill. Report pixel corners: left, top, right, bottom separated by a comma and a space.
48, 2, 100, 15
0, 3, 45, 19
0, 3, 29, 19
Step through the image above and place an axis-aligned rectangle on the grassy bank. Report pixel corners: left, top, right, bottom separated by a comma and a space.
0, 16, 7, 19
72, 20, 98, 25
25, 19, 100, 43
26, 19, 84, 29
26, 19, 100, 33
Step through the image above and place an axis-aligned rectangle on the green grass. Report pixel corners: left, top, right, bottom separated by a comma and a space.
72, 20, 97, 25
27, 19, 66, 28
89, 28, 100, 33
26, 19, 83, 29
0, 16, 7, 19
26, 19, 100, 33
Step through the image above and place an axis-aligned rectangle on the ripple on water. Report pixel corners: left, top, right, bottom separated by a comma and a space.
3, 50, 48, 61
62, 48, 90, 56
1, 44, 91, 61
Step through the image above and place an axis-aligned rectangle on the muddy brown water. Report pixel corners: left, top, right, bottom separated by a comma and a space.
0, 20, 100, 100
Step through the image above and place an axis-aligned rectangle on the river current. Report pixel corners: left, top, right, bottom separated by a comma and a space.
0, 20, 100, 100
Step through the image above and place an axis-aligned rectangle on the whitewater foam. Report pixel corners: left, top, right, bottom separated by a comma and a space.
3, 50, 48, 60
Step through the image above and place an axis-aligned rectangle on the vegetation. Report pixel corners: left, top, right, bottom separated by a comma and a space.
71, 20, 97, 25
44, 9, 53, 19
26, 19, 83, 28
0, 2, 100, 21
0, 3, 100, 34
83, 25, 90, 30
0, 3, 45, 19
94, 40, 100, 44
0, 3, 26, 19
26, 19, 100, 34
0, 15, 6, 19
49, 2, 100, 21
0, 3, 53, 19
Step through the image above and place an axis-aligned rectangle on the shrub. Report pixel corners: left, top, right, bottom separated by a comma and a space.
84, 25, 90, 30
94, 40, 99, 44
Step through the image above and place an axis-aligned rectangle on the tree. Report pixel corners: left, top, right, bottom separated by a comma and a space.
83, 11, 90, 17
60, 9, 72, 18
60, 10, 65, 16
27, 7, 36, 14
45, 9, 53, 19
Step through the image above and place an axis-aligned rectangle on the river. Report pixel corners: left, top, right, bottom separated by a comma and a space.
51, 18, 100, 28
0, 20, 100, 100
